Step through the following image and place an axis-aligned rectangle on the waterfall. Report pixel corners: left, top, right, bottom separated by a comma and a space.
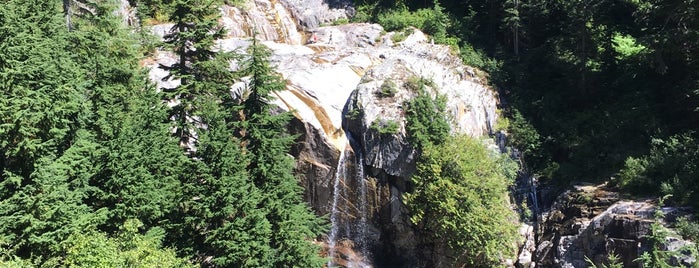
350, 133, 370, 260
328, 148, 347, 266
327, 133, 372, 268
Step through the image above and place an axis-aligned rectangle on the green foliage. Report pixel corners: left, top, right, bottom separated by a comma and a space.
131, 0, 176, 23
390, 29, 410, 43
332, 18, 350, 26
377, 79, 398, 97
675, 216, 699, 242
636, 196, 676, 267
585, 251, 623, 268
459, 44, 501, 73
64, 219, 193, 267
494, 109, 510, 132
404, 135, 518, 267
611, 33, 647, 60
507, 110, 541, 160
404, 82, 450, 149
370, 118, 401, 136
421, 0, 448, 44
618, 134, 699, 207
161, 0, 230, 147
350, 4, 375, 23
345, 108, 363, 121
404, 76, 435, 92
377, 8, 431, 32
237, 40, 327, 267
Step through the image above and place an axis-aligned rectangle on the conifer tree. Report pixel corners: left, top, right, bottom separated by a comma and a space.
238, 39, 326, 267
63, 0, 187, 232
193, 96, 275, 267
161, 0, 228, 148
0, 2, 90, 263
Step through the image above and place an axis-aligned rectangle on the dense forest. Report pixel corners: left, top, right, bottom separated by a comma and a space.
0, 0, 325, 266
351, 0, 698, 203
1, 0, 697, 267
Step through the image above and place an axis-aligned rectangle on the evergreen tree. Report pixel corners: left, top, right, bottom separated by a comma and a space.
161, 0, 228, 148
64, 0, 187, 232
194, 97, 274, 267
238, 39, 326, 267
0, 1, 91, 264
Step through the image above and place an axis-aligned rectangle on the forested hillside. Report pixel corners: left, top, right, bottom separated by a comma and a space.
0, 0, 324, 266
2, 0, 697, 267
351, 0, 697, 204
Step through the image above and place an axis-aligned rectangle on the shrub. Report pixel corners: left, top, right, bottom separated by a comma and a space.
404, 135, 518, 267
350, 4, 374, 23
676, 216, 699, 242
377, 79, 398, 98
403, 76, 434, 92
377, 8, 430, 32
370, 119, 400, 136
345, 108, 362, 120
404, 85, 450, 149
390, 31, 408, 43
618, 133, 699, 207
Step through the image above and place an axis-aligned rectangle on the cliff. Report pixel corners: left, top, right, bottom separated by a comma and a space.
146, 0, 500, 266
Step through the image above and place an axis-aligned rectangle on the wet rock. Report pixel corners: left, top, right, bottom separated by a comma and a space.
146, 2, 501, 266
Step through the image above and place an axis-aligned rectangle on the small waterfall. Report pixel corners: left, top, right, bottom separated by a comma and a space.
327, 133, 372, 268
328, 148, 347, 266
350, 133, 370, 260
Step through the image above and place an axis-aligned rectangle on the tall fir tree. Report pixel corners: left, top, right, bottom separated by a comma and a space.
238, 39, 326, 267
0, 1, 90, 264
161, 0, 227, 148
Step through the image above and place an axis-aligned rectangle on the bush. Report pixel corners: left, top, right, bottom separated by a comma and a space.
332, 18, 349, 26
404, 84, 450, 149
376, 79, 398, 97
460, 43, 501, 72
345, 108, 362, 120
370, 119, 400, 136
676, 216, 699, 242
404, 135, 518, 267
618, 133, 699, 207
403, 76, 434, 92
350, 4, 375, 23
377, 8, 431, 32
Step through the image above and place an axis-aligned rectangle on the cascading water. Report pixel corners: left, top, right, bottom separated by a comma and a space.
328, 148, 347, 266
327, 133, 372, 268
349, 132, 370, 260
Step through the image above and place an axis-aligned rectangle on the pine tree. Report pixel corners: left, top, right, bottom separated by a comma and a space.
238, 39, 326, 267
194, 97, 275, 267
0, 1, 90, 263
161, 0, 228, 148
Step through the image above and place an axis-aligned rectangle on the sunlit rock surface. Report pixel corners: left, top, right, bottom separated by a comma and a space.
145, 0, 500, 266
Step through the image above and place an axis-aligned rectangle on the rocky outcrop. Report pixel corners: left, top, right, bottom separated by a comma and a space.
279, 0, 353, 30
535, 184, 695, 268
146, 1, 501, 266
220, 1, 303, 44
343, 29, 497, 179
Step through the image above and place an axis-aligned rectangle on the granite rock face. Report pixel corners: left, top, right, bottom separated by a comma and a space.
146, 1, 501, 266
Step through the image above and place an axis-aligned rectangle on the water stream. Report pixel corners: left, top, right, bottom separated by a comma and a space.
327, 133, 372, 268
328, 148, 347, 266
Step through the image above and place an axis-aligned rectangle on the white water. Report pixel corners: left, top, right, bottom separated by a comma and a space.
327, 133, 373, 268
351, 133, 370, 260
328, 148, 347, 266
